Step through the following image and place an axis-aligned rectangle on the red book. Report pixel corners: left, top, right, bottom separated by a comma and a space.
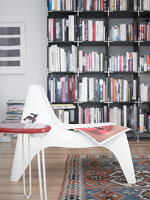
100, 0, 104, 11
93, 21, 96, 41
113, 79, 116, 102
133, 21, 137, 41
144, 24, 147, 41
83, 0, 86, 11
93, 0, 96, 10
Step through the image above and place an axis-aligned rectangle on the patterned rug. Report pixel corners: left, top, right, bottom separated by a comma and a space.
59, 155, 150, 200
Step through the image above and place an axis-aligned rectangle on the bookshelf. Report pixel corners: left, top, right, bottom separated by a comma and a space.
47, 0, 150, 139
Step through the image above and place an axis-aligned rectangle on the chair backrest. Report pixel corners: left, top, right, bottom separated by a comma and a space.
22, 85, 70, 129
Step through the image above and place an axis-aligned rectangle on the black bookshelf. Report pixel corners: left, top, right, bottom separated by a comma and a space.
47, 0, 150, 140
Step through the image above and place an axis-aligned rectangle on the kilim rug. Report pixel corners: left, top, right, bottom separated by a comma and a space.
59, 155, 150, 200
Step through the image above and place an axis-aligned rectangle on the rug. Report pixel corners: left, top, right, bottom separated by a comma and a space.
59, 155, 150, 200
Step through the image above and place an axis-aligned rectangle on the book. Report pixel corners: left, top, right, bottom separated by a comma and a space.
74, 125, 129, 143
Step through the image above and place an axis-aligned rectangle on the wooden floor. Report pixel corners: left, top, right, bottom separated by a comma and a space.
0, 138, 150, 200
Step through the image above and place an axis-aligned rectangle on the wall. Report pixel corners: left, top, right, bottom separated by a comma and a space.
0, 0, 47, 121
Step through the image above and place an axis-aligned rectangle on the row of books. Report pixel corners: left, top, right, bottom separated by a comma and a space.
109, 105, 138, 131
48, 45, 77, 72
48, 75, 77, 102
79, 19, 105, 41
79, 51, 107, 72
48, 16, 77, 42
109, 0, 128, 11
139, 54, 150, 72
78, 106, 108, 123
48, 0, 106, 11
48, 18, 150, 43
139, 82, 150, 102
79, 77, 107, 102
52, 104, 75, 123
139, 0, 150, 11
48, 0, 78, 11
109, 22, 137, 41
79, 0, 106, 11
48, 0, 150, 12
109, 78, 137, 102
139, 23, 150, 41
78, 105, 138, 131
109, 52, 138, 72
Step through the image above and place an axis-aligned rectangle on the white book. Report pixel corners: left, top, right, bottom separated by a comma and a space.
48, 47, 52, 72
92, 52, 94, 71
82, 77, 88, 102
132, 52, 137, 72
48, 19, 51, 40
62, 18, 65, 41
96, 53, 99, 71
89, 78, 94, 101
64, 111, 69, 123
53, 45, 57, 71
113, 107, 118, 125
82, 20, 85, 41
57, 46, 60, 71
100, 53, 104, 72
117, 108, 121, 125
126, 52, 129, 71
123, 79, 127, 101
90, 107, 95, 123
69, 15, 74, 41
96, 21, 104, 41
52, 0, 55, 10
88, 20, 93, 41
103, 80, 105, 101
79, 50, 83, 72
123, 105, 127, 127
57, 0, 60, 10
60, 48, 65, 72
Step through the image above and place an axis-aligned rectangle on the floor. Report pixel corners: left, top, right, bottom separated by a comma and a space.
0, 138, 150, 200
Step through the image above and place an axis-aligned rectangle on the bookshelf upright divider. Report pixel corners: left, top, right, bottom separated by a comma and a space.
47, 0, 150, 139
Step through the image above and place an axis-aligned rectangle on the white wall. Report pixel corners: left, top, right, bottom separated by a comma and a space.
0, 0, 47, 121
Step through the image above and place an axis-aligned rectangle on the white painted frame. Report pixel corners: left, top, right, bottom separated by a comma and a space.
0, 22, 25, 74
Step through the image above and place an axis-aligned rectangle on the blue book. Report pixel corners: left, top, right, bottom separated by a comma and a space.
60, 0, 63, 11
49, 0, 52, 11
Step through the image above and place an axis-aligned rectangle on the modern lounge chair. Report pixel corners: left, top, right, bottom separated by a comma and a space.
10, 85, 136, 185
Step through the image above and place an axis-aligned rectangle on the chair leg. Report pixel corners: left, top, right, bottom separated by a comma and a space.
41, 138, 47, 200
37, 139, 43, 200
37, 137, 48, 200
102, 133, 136, 184
22, 135, 32, 199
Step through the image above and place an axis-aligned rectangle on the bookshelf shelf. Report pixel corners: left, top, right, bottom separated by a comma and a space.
109, 11, 137, 18
109, 41, 137, 46
47, 0, 150, 138
48, 72, 77, 75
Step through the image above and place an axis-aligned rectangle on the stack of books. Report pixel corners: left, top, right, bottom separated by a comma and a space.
0, 100, 25, 142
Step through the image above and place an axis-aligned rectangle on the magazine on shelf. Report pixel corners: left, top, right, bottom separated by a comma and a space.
73, 125, 130, 143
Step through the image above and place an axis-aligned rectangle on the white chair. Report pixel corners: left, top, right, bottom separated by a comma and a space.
10, 84, 136, 185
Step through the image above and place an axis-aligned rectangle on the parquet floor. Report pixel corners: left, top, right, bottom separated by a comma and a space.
0, 138, 150, 200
